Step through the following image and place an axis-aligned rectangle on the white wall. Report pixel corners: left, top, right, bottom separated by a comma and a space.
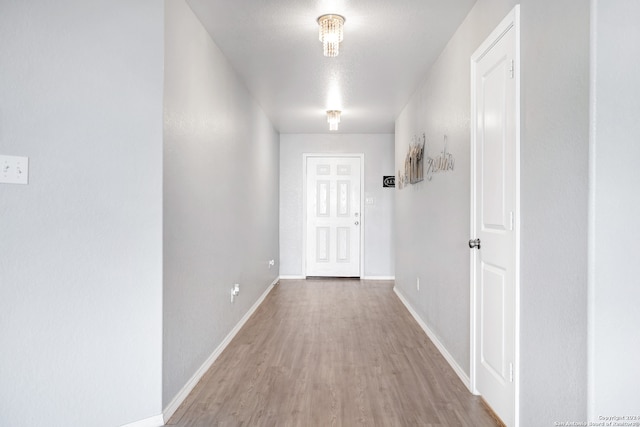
394, 4, 480, 375
589, 0, 640, 418
280, 134, 395, 279
395, 0, 589, 424
163, 0, 280, 408
518, 1, 590, 424
0, 1, 164, 426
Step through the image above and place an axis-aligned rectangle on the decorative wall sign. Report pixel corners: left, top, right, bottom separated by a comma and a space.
408, 134, 425, 184
425, 135, 455, 181
397, 133, 425, 189
397, 168, 405, 189
383, 176, 395, 188
397, 133, 455, 189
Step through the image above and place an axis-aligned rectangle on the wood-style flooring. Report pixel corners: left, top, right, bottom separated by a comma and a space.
167, 279, 499, 426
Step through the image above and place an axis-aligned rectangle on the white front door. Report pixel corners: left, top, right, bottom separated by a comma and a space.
470, 6, 519, 426
305, 156, 362, 277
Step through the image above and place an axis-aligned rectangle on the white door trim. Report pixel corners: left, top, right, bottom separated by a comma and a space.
302, 153, 365, 277
470, 5, 520, 426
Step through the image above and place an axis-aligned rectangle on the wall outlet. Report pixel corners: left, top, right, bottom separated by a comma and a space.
416, 277, 420, 291
230, 284, 240, 303
268, 259, 275, 269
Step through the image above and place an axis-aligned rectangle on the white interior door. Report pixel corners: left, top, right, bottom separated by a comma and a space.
470, 6, 519, 426
305, 156, 362, 277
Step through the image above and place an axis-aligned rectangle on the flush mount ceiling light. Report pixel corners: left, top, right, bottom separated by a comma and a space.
317, 14, 345, 57
327, 110, 341, 131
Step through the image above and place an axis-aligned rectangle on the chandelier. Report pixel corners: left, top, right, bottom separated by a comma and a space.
327, 110, 341, 131
317, 14, 345, 57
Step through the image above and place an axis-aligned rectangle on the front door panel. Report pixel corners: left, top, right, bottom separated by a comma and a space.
306, 157, 361, 277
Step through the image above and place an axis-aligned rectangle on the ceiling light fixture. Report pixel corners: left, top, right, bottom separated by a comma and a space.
317, 14, 345, 57
327, 110, 341, 131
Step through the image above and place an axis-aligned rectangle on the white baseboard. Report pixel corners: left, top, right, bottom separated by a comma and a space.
279, 275, 395, 281
393, 286, 471, 391
162, 278, 278, 423
120, 414, 164, 427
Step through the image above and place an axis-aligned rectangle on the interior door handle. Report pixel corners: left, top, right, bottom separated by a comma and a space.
355, 221, 359, 225
468, 238, 481, 249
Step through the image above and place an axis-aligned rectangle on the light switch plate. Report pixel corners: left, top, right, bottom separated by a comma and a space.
0, 155, 29, 184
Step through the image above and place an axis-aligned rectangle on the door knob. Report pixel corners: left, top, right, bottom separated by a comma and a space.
355, 221, 359, 225
468, 238, 481, 249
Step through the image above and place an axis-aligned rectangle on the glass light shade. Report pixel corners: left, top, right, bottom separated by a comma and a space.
327, 110, 341, 131
317, 14, 345, 57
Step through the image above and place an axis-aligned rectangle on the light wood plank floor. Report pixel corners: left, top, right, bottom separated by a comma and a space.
167, 279, 499, 426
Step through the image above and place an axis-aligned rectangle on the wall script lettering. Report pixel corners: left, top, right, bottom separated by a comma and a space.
425, 136, 455, 181
397, 134, 455, 189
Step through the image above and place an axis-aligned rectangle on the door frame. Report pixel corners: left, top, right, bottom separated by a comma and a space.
302, 153, 365, 277
469, 5, 521, 425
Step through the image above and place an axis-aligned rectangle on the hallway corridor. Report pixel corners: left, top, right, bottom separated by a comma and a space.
167, 279, 499, 426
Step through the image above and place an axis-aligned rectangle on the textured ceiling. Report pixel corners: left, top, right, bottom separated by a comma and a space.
186, 0, 476, 134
